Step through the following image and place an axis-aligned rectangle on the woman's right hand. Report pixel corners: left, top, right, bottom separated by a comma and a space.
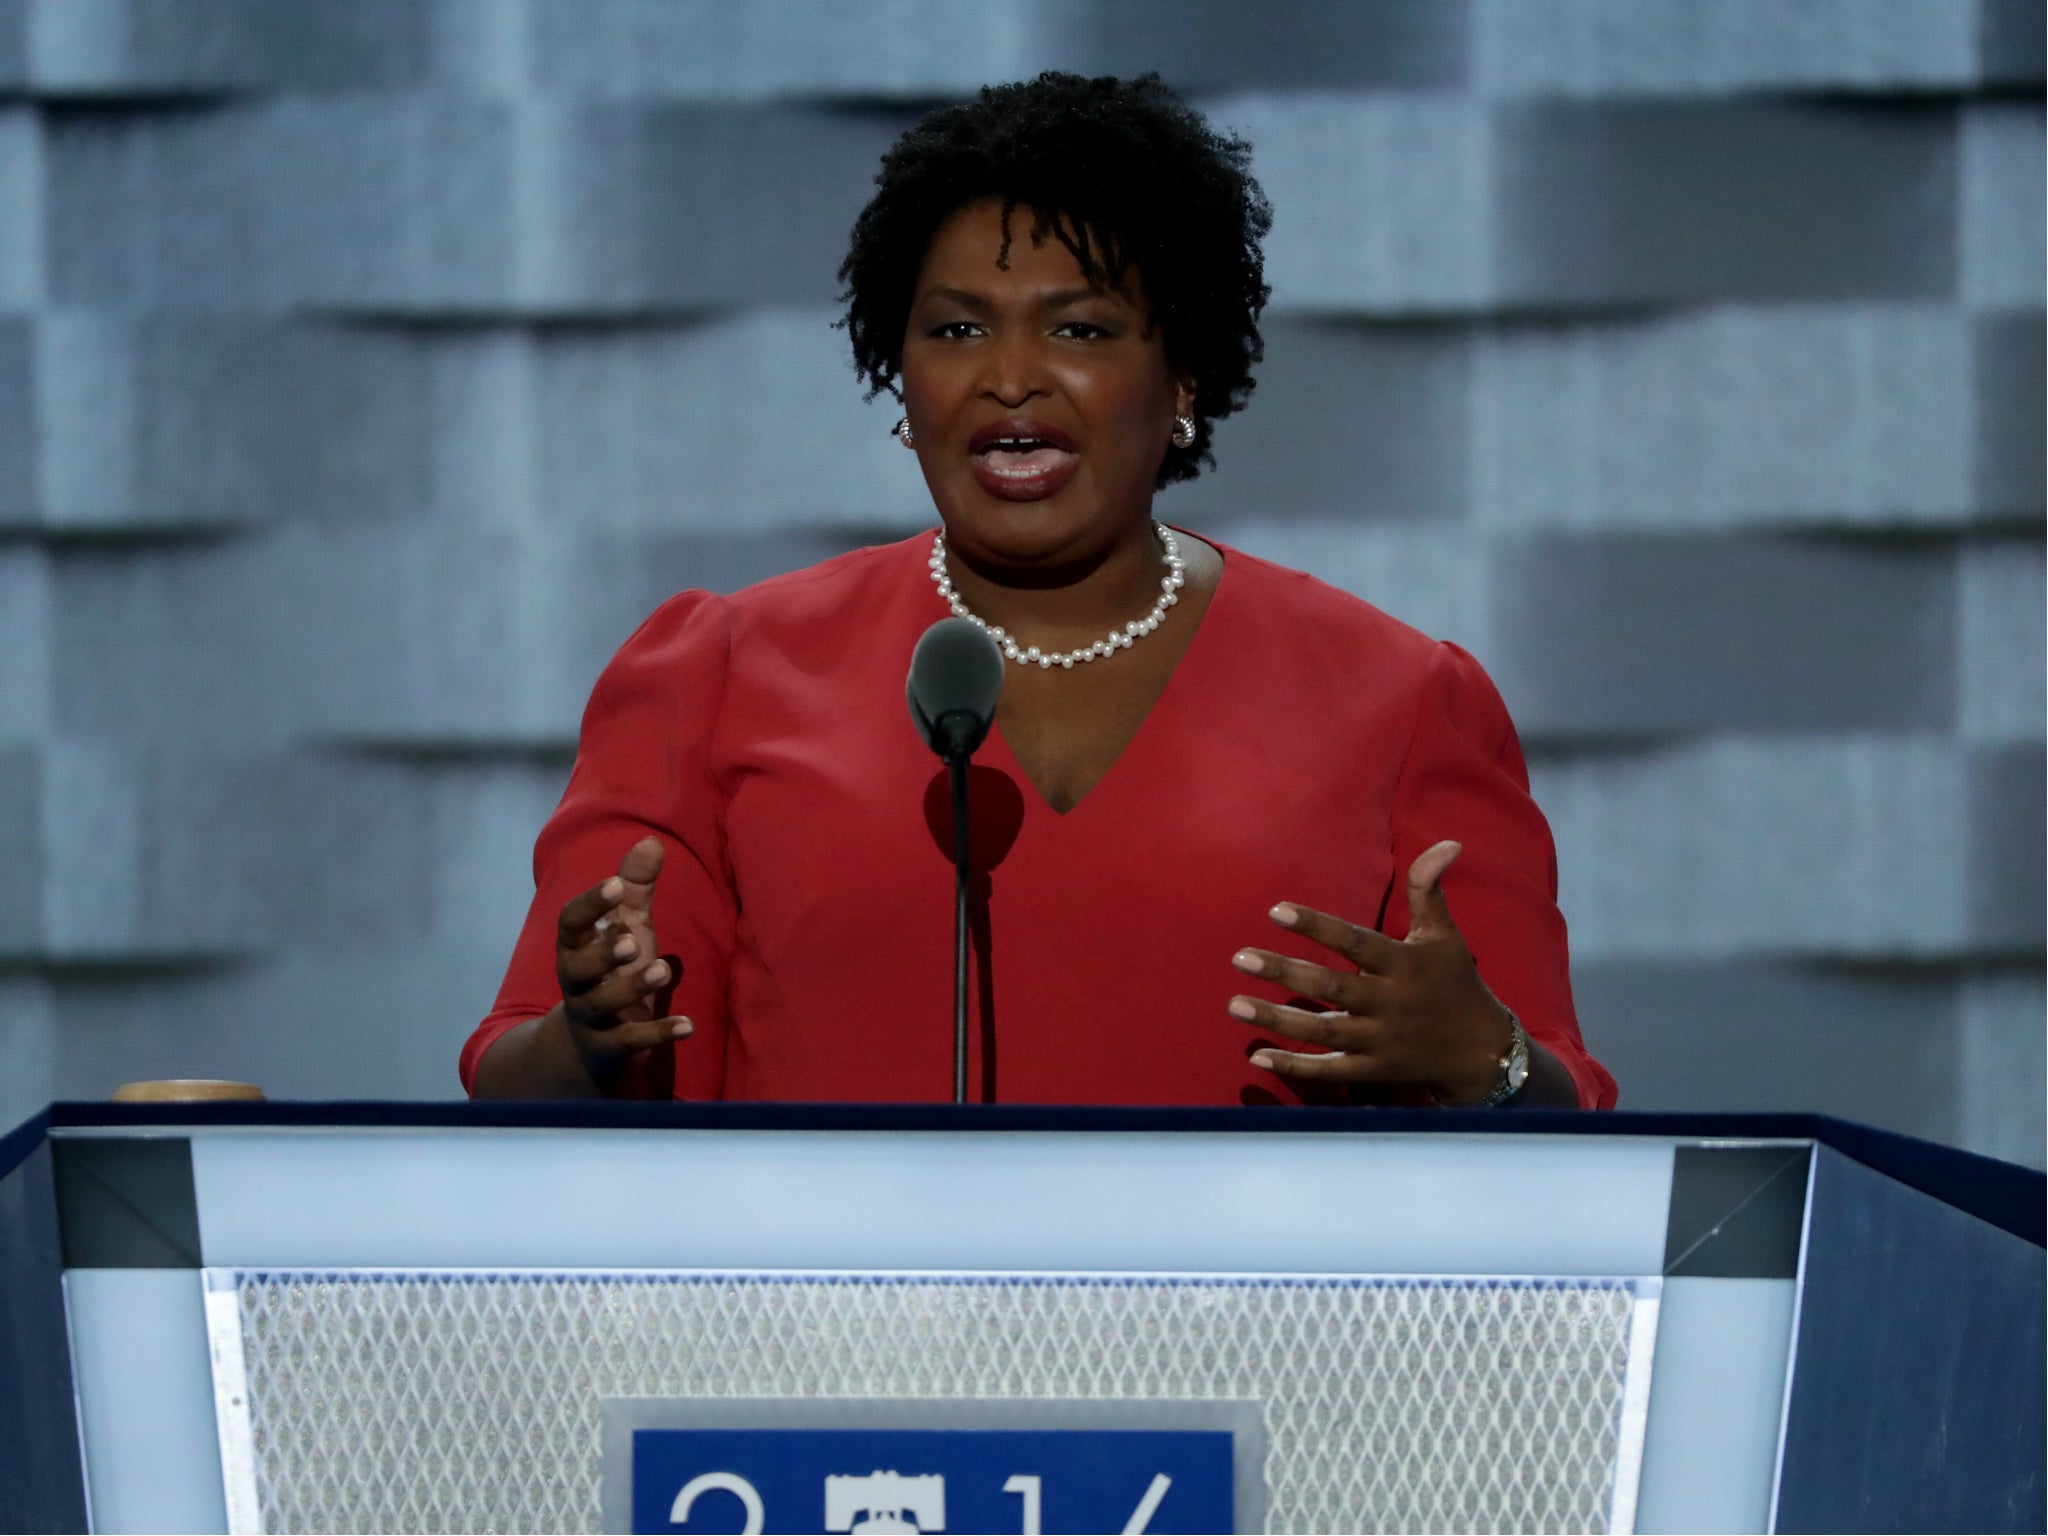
554, 836, 693, 1080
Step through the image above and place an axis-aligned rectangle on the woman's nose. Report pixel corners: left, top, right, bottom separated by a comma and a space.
977, 330, 1049, 406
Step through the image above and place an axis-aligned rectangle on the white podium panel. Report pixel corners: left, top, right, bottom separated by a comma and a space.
185, 1128, 1676, 1275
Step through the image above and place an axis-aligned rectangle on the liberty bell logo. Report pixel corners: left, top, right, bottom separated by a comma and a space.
824, 1471, 947, 1533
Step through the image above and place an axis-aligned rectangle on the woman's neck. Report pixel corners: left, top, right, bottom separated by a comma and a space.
940, 518, 1171, 647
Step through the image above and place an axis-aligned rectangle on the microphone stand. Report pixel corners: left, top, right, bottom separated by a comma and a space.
907, 616, 1001, 1109
948, 751, 971, 1104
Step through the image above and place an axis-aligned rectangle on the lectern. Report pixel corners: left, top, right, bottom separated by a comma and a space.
1, 1104, 2040, 1534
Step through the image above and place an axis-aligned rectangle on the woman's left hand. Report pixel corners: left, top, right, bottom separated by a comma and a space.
1228, 840, 1516, 1105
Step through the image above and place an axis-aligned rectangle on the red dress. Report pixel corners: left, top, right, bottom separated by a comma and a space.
462, 532, 1618, 1109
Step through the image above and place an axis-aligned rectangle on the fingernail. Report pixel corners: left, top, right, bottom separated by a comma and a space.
1228, 997, 1257, 1021
602, 878, 623, 900
644, 962, 667, 984
613, 938, 636, 960
1270, 904, 1299, 927
1232, 950, 1266, 975
670, 1018, 693, 1038
1251, 1051, 1276, 1070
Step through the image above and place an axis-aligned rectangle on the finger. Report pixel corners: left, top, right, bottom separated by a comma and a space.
558, 874, 627, 947
1227, 995, 1377, 1053
1232, 948, 1381, 1013
557, 923, 653, 992
613, 836, 665, 910
565, 957, 673, 1025
1251, 1046, 1370, 1081
1267, 903, 1402, 974
579, 1015, 694, 1062
1405, 840, 1462, 939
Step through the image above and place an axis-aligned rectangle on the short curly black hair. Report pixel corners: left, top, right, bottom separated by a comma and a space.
837, 72, 1272, 488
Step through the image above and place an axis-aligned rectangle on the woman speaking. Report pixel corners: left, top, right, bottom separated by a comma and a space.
463, 73, 1617, 1111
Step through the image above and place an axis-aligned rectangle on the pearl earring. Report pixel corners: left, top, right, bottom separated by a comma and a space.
894, 417, 916, 449
1171, 414, 1196, 449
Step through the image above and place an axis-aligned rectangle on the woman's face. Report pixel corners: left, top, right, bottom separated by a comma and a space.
900, 198, 1192, 573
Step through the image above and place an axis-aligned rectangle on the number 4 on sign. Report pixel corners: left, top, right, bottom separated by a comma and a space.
1001, 1473, 1173, 1535
1121, 1474, 1173, 1534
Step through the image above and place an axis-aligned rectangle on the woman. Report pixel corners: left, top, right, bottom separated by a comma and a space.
464, 73, 1616, 1110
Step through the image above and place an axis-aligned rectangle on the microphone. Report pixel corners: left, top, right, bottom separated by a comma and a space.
906, 618, 1004, 1103
907, 617, 1003, 760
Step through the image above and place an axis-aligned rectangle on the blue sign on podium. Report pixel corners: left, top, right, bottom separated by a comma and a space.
602, 1399, 1266, 1536
631, 1427, 1231, 1533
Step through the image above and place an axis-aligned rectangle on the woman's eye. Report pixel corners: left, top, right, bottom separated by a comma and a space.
928, 321, 982, 340
1054, 321, 1111, 339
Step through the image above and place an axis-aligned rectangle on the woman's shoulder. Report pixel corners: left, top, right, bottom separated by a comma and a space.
1207, 533, 1444, 669
1205, 532, 1521, 759
736, 533, 926, 601
628, 535, 929, 646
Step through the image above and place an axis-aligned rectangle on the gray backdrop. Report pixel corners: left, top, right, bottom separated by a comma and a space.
0, 0, 2041, 1164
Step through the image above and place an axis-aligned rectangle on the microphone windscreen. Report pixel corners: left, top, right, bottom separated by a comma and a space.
907, 617, 1005, 757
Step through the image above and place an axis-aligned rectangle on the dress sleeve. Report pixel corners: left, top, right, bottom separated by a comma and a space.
459, 591, 736, 1100
1382, 642, 1618, 1109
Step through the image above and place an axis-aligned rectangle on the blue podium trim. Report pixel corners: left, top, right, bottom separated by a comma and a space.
0, 1108, 50, 1189
1776, 1147, 2047, 1533
0, 1121, 91, 1534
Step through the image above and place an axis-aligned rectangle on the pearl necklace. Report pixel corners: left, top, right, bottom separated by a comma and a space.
929, 524, 1186, 669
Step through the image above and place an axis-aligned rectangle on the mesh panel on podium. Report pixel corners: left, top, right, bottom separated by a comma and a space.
206, 1270, 1652, 1534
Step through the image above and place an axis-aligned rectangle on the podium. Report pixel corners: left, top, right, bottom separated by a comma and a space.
2, 1103, 2040, 1534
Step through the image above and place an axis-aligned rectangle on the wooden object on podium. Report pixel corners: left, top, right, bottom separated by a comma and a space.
112, 1081, 265, 1103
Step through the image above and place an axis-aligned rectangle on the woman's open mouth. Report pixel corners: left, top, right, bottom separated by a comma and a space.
967, 419, 1080, 502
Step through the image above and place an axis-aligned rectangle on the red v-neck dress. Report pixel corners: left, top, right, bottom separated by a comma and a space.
462, 532, 1618, 1109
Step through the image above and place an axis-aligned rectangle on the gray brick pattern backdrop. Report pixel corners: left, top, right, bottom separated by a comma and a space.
0, 1, 2040, 1160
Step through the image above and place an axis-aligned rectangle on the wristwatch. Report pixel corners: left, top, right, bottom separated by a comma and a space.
1475, 1013, 1531, 1108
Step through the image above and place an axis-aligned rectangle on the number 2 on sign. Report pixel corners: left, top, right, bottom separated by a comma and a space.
1001, 1472, 1174, 1534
